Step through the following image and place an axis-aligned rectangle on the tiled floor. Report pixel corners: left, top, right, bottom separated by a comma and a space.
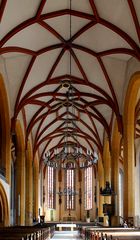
51, 231, 82, 240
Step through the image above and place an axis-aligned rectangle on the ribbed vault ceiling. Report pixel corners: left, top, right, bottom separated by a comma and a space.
0, 0, 140, 163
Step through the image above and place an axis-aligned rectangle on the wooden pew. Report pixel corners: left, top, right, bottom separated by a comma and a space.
79, 226, 140, 240
0, 225, 55, 240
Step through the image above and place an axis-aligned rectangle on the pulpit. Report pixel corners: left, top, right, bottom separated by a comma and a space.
103, 203, 114, 226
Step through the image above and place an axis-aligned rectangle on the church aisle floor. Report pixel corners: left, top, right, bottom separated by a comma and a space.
51, 231, 82, 239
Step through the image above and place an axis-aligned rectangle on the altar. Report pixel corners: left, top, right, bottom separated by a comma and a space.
56, 223, 77, 231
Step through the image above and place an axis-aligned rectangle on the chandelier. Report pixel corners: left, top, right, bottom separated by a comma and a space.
44, 145, 98, 169
56, 187, 79, 196
43, 0, 98, 169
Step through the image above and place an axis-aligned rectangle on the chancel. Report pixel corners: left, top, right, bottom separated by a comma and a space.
0, 0, 140, 240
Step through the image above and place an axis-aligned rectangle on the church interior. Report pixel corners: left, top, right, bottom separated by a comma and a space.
0, 0, 140, 239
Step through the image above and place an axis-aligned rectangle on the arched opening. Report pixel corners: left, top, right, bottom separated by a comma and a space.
110, 118, 122, 226
10, 133, 17, 225
119, 168, 124, 218
0, 197, 3, 225
0, 115, 4, 176
0, 73, 11, 182
25, 141, 33, 225
0, 181, 10, 226
118, 139, 124, 222
10, 159, 15, 225
134, 95, 140, 226
15, 120, 25, 225
123, 72, 140, 224
33, 155, 39, 222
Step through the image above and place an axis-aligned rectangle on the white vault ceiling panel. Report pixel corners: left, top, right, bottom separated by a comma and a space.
4, 55, 31, 112
102, 56, 127, 110
74, 23, 132, 53
24, 104, 41, 126
21, 49, 61, 97
4, 23, 60, 50
52, 50, 83, 79
45, 16, 91, 40
74, 48, 111, 95
42, 0, 69, 14
0, 0, 140, 163
94, 0, 139, 45
0, 0, 40, 39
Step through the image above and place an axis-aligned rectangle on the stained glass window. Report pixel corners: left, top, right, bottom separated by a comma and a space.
66, 164, 75, 210
85, 167, 92, 210
119, 169, 123, 217
47, 166, 55, 209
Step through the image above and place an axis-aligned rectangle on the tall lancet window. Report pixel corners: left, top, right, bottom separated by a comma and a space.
47, 166, 55, 209
65, 162, 75, 210
119, 168, 123, 217
85, 167, 93, 210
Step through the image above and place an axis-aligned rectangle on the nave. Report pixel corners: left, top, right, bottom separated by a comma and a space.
0, 0, 140, 233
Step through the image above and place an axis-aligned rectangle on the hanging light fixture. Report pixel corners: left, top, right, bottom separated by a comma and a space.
44, 101, 98, 169
43, 0, 98, 169
44, 140, 98, 169
56, 187, 79, 196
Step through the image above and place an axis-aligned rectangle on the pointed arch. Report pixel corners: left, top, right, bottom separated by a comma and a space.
33, 154, 39, 221
0, 73, 11, 183
15, 120, 25, 225
25, 140, 33, 225
0, 181, 10, 226
111, 118, 122, 220
123, 72, 140, 219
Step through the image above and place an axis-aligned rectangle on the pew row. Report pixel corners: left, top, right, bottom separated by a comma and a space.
0, 225, 55, 240
79, 226, 140, 240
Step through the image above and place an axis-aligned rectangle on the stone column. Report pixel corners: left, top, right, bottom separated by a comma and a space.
33, 158, 39, 222
15, 150, 25, 225
102, 138, 111, 226
25, 142, 33, 225
103, 138, 111, 204
98, 156, 104, 218
123, 72, 140, 222
123, 115, 135, 220
111, 119, 122, 225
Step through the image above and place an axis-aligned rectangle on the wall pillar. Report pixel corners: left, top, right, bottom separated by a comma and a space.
103, 138, 111, 204
111, 119, 122, 225
33, 157, 39, 222
15, 150, 25, 225
25, 141, 33, 225
123, 72, 140, 222
0, 182, 10, 226
123, 111, 135, 219
102, 138, 111, 226
15, 121, 25, 226
98, 155, 104, 218
0, 73, 11, 184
